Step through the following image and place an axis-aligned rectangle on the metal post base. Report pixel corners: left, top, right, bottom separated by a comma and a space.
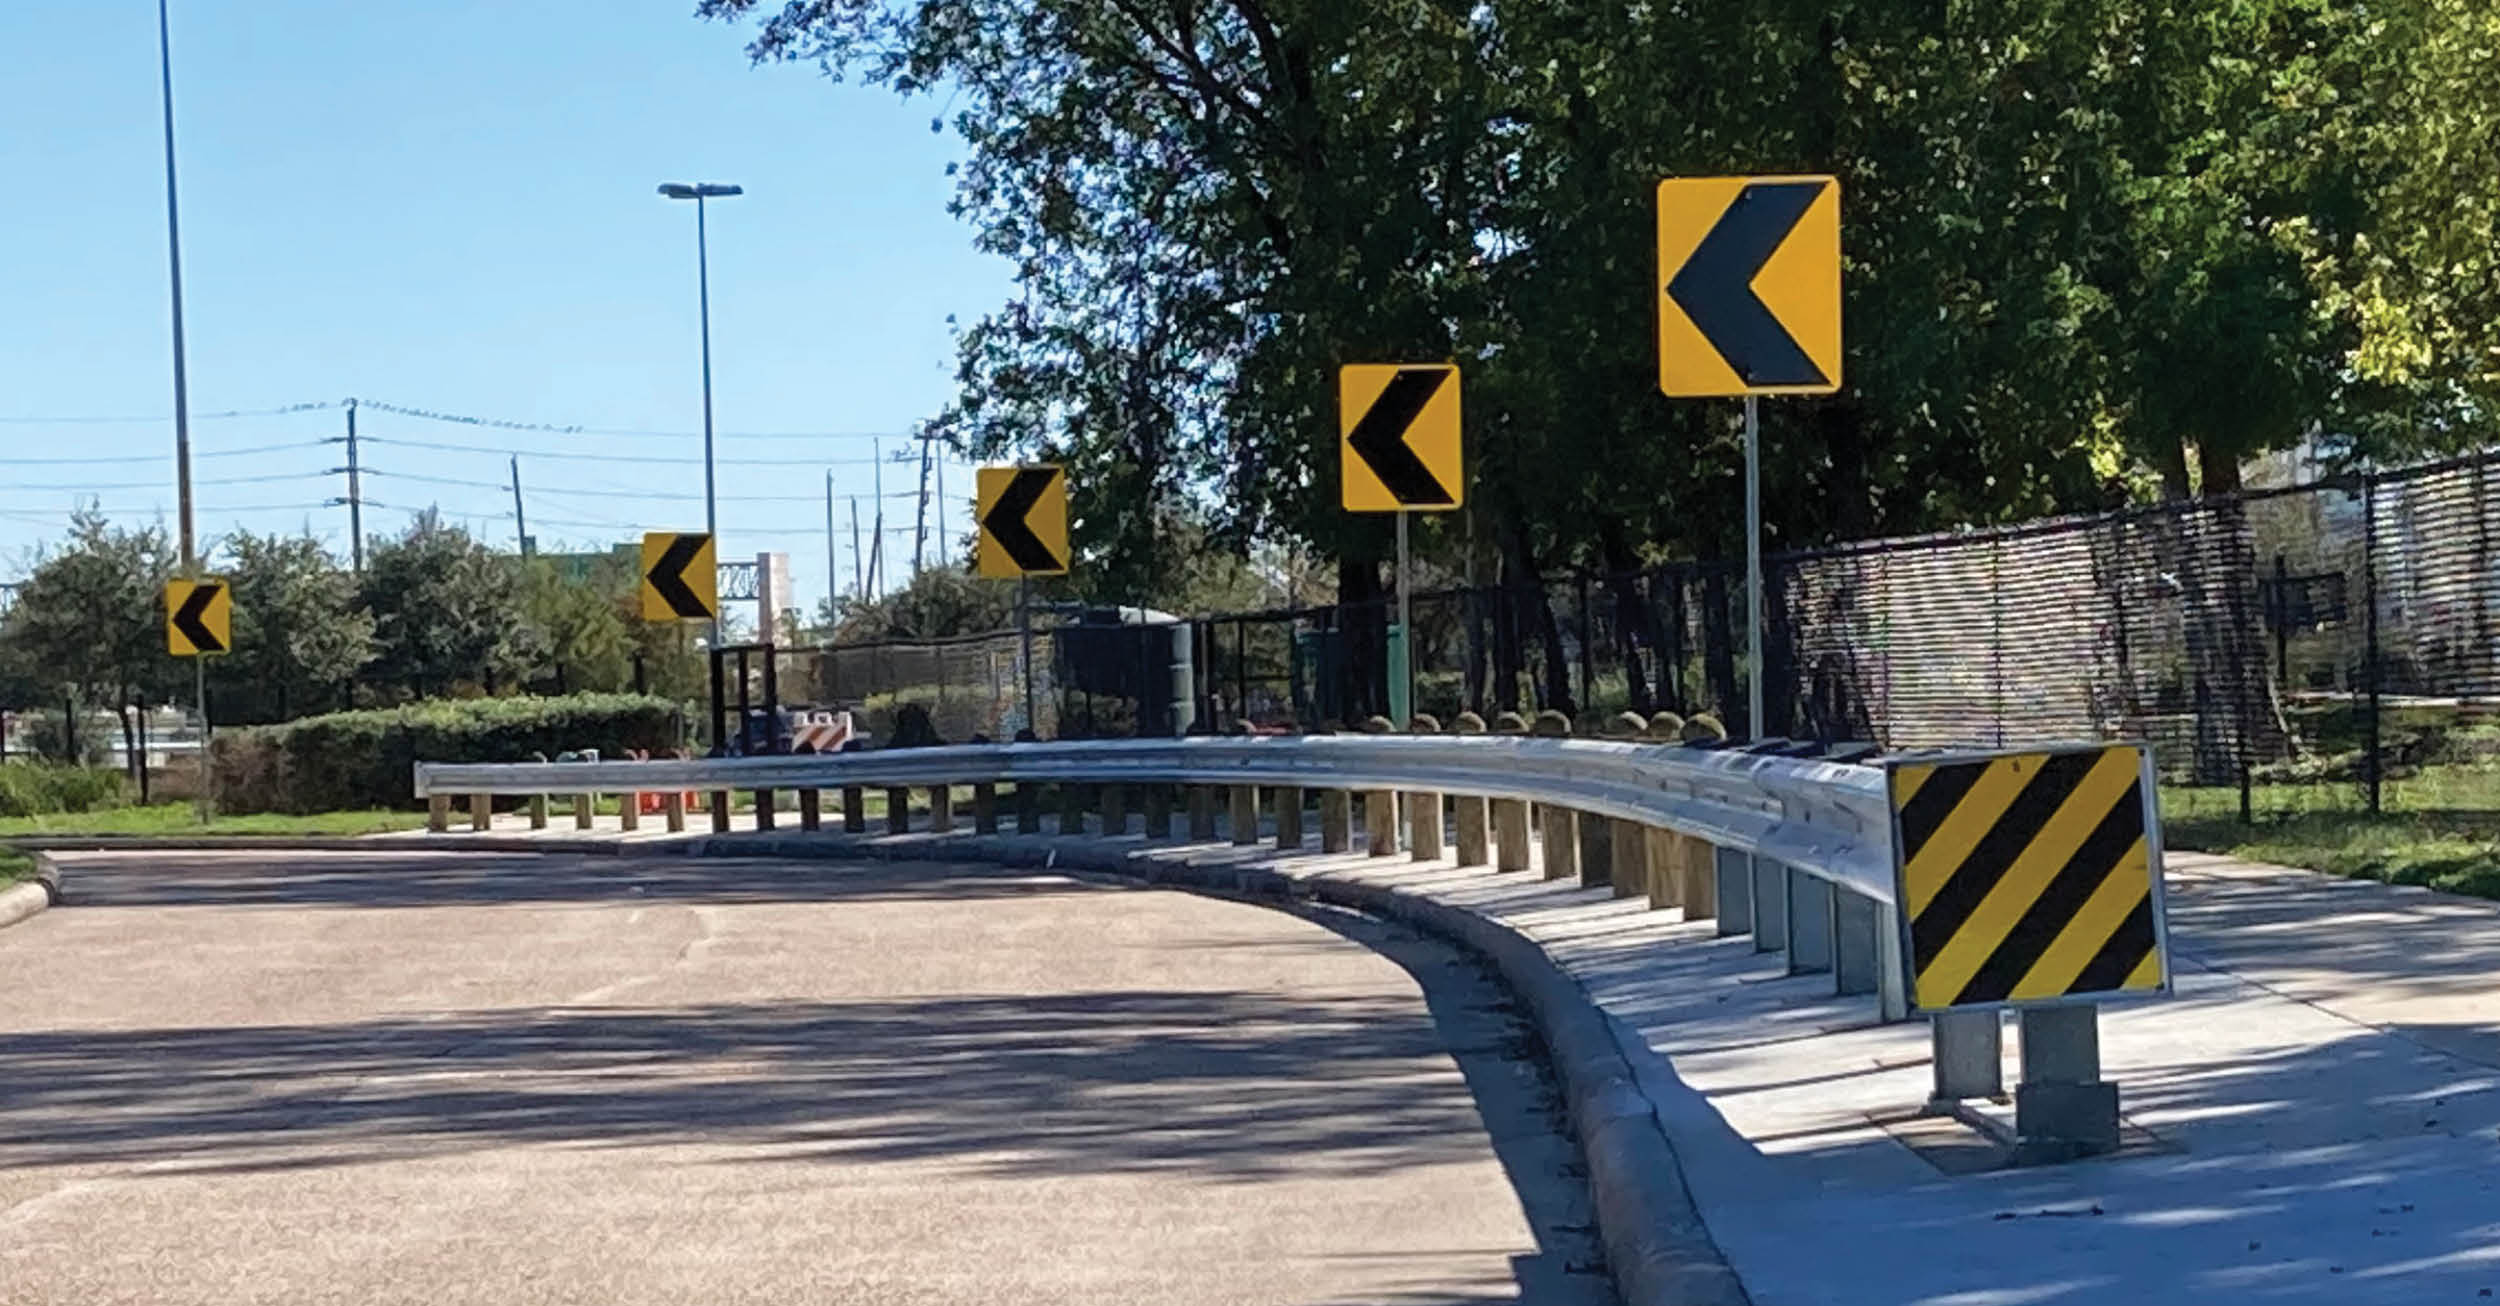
2014, 1005, 2120, 1162
1927, 1008, 2004, 1108
1751, 857, 1787, 953
1785, 869, 1833, 974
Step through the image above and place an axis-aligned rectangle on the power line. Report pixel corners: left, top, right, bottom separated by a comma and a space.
360, 434, 954, 468
0, 438, 332, 467
0, 471, 330, 493
354, 398, 915, 442
0, 402, 338, 425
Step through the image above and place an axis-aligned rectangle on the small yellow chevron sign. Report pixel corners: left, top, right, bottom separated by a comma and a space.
1887, 744, 2168, 1012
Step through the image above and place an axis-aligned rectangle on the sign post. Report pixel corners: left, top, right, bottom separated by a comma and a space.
1657, 175, 1842, 738
976, 464, 1071, 738
165, 577, 231, 821
1340, 363, 1463, 726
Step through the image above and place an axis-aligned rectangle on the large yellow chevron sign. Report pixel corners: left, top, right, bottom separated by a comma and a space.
1887, 745, 2168, 1012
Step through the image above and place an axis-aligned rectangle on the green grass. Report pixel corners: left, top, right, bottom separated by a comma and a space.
2163, 762, 2500, 901
0, 850, 32, 885
0, 805, 428, 839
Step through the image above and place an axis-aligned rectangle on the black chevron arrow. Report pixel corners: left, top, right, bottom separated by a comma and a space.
172, 583, 225, 654
645, 534, 712, 619
1347, 367, 1455, 506
981, 468, 1065, 572
1667, 180, 1828, 388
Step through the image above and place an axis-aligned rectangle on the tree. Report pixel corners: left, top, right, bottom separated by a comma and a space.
0, 509, 180, 768
359, 512, 531, 699
207, 531, 375, 724
828, 566, 1014, 642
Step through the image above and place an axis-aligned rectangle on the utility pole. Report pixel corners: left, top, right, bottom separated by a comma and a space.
848, 496, 864, 599
871, 437, 885, 598
934, 451, 947, 563
509, 456, 529, 556
911, 435, 933, 577
344, 399, 364, 572
835, 470, 855, 622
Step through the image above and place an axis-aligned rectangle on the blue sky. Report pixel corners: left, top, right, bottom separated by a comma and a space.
0, 0, 1012, 611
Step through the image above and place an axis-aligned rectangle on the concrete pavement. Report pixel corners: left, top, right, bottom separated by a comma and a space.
485, 807, 2500, 1306
0, 851, 1615, 1305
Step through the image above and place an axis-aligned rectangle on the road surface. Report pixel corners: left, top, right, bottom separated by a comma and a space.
0, 851, 1613, 1305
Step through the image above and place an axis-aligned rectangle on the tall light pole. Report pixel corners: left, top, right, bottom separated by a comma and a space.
658, 181, 741, 645
157, 0, 209, 818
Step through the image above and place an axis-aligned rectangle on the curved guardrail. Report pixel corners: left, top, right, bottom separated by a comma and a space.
415, 736, 1897, 904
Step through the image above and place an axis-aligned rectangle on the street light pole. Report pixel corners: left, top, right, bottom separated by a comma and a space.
156, 0, 210, 820
658, 181, 742, 646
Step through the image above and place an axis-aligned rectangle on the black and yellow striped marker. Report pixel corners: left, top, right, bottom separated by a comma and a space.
1887, 745, 2166, 1011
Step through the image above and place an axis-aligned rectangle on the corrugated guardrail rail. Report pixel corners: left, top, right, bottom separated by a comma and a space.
416, 732, 2166, 1161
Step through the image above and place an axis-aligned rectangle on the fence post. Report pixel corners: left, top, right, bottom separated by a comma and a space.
1532, 711, 1577, 881
1449, 712, 1489, 867
1490, 711, 1532, 871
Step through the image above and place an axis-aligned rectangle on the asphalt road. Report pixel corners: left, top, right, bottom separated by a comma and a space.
0, 851, 1613, 1305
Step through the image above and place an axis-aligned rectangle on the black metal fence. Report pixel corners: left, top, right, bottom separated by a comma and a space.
806, 450, 2500, 826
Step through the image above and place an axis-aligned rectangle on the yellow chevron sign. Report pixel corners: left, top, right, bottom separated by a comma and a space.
1887, 745, 2168, 1012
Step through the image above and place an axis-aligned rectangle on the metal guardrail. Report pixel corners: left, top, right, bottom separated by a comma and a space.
414, 736, 1898, 904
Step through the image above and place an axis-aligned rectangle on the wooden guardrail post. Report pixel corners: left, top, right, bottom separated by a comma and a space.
1679, 829, 1719, 920
843, 785, 867, 834
1015, 781, 1042, 834
1605, 712, 1647, 897
1407, 714, 1445, 862
662, 791, 686, 833
427, 794, 451, 833
1275, 785, 1304, 850
574, 791, 596, 830
528, 792, 550, 830
1229, 782, 1259, 845
1448, 712, 1489, 866
799, 787, 822, 831
1143, 784, 1173, 840
709, 790, 732, 834
1059, 780, 1088, 836
1362, 716, 1399, 856
929, 784, 955, 834
886, 786, 912, 834
972, 782, 998, 834
1490, 712, 1531, 871
754, 788, 777, 830
1531, 711, 1577, 881
1188, 785, 1217, 841
1101, 783, 1127, 836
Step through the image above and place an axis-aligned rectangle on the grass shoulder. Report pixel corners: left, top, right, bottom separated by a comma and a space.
0, 806, 428, 839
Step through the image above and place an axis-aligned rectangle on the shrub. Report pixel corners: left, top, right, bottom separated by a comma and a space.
0, 762, 130, 817
212, 693, 686, 814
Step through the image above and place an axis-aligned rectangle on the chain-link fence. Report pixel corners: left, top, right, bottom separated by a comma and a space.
807, 449, 2500, 830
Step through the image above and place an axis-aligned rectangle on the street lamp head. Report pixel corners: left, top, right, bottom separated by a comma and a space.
658, 182, 743, 200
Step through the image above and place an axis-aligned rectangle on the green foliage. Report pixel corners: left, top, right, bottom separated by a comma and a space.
0, 762, 128, 818
208, 530, 376, 725
212, 692, 686, 814
358, 511, 533, 699
829, 566, 1015, 642
0, 508, 180, 717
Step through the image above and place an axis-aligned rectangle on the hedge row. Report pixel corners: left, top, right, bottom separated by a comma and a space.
213, 694, 686, 814
0, 762, 129, 818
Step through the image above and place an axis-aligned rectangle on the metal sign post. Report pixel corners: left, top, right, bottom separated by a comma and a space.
1391, 509, 1413, 726
1018, 575, 1037, 736
1744, 395, 1763, 738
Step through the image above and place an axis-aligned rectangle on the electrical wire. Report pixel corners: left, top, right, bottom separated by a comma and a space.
353, 398, 915, 442
0, 402, 338, 425
0, 439, 335, 467
360, 434, 953, 468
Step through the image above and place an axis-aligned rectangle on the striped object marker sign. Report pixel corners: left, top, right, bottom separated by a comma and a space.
1886, 744, 2169, 1012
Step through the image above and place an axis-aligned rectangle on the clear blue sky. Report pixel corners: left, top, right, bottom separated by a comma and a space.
0, 0, 1012, 613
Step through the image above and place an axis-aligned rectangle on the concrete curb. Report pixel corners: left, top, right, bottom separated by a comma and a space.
0, 855, 62, 931
690, 830, 1750, 1306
